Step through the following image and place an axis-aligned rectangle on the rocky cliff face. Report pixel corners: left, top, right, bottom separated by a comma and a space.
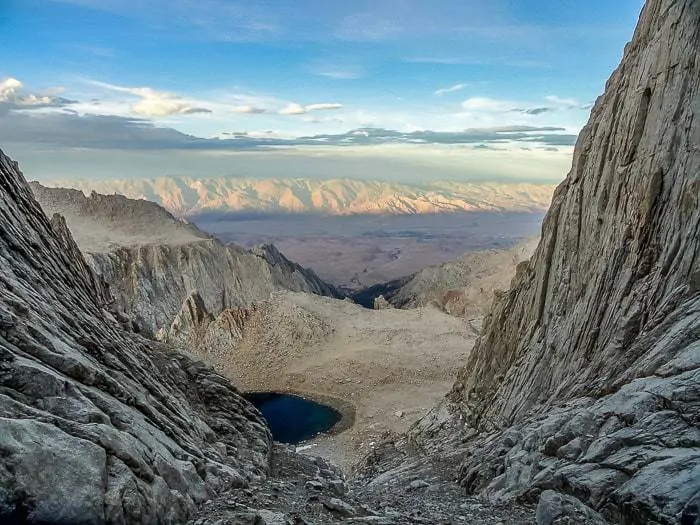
31, 183, 340, 337
0, 149, 272, 523
395, 1, 700, 523
2, 150, 406, 525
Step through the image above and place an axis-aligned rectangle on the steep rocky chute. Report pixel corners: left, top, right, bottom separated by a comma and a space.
30, 182, 340, 337
0, 149, 272, 522
394, 0, 699, 523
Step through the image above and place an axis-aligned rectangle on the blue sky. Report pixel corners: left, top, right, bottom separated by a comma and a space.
0, 0, 645, 181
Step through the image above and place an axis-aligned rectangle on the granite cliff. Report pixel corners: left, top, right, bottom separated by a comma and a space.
1, 147, 528, 525
0, 0, 698, 523
0, 150, 273, 523
364, 1, 700, 523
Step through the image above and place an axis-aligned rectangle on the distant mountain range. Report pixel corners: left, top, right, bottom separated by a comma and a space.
39, 177, 557, 216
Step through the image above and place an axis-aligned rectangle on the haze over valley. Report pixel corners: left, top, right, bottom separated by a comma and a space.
34, 176, 551, 288
195, 211, 543, 289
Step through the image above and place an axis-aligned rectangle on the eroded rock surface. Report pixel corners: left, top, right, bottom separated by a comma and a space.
2, 148, 537, 525
363, 1, 700, 523
31, 182, 340, 337
0, 150, 272, 523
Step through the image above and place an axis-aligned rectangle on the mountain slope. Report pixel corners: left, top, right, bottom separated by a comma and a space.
39, 177, 557, 216
361, 238, 539, 316
0, 148, 272, 523
450, 0, 699, 431
363, 1, 700, 523
30, 182, 340, 337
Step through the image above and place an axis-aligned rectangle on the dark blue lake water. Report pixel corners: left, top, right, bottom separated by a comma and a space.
245, 392, 343, 444
244, 392, 342, 444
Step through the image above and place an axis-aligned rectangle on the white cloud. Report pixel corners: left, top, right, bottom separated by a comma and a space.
315, 69, 365, 80
545, 95, 579, 107
0, 78, 23, 101
279, 103, 307, 115
405, 57, 479, 65
232, 105, 267, 114
279, 102, 343, 115
132, 98, 202, 117
305, 103, 343, 111
0, 77, 73, 108
435, 83, 468, 96
91, 81, 211, 117
461, 95, 585, 117
306, 60, 367, 80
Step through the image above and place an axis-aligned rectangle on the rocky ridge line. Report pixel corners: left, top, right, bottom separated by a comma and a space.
38, 177, 557, 217
31, 182, 340, 337
0, 148, 272, 523
2, 147, 540, 525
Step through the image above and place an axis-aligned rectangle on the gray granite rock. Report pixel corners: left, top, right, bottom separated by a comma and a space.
366, 1, 700, 523
536, 490, 607, 525
30, 182, 341, 338
0, 149, 272, 523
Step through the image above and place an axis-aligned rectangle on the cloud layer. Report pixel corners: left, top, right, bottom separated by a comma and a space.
0, 78, 75, 111
279, 102, 343, 115
0, 76, 579, 157
435, 83, 468, 96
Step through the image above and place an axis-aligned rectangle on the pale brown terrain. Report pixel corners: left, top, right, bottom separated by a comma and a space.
215, 291, 478, 471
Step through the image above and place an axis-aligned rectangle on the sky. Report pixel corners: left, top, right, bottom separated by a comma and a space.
0, 0, 645, 183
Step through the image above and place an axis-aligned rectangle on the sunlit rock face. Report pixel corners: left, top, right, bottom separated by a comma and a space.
406, 1, 700, 522
37, 177, 558, 216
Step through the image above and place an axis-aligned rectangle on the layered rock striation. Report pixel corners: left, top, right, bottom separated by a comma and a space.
399, 1, 700, 523
31, 182, 340, 337
0, 150, 272, 523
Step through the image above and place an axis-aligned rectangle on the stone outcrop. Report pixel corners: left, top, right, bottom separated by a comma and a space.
157, 291, 252, 366
0, 149, 272, 523
31, 182, 340, 337
371, 239, 538, 317
157, 291, 331, 379
1, 155, 532, 524
3, 1, 698, 523
399, 1, 700, 523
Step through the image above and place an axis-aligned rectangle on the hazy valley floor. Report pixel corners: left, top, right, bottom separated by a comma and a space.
194, 211, 543, 289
